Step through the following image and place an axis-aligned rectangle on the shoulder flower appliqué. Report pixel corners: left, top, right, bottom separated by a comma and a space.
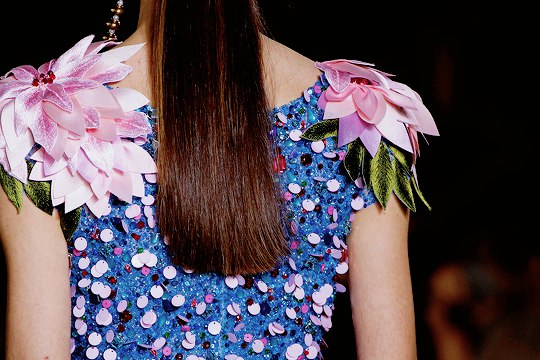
301, 59, 439, 211
0, 35, 156, 237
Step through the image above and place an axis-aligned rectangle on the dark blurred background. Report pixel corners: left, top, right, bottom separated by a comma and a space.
0, 1, 534, 359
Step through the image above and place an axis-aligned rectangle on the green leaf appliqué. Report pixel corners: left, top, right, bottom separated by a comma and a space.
300, 118, 338, 141
392, 160, 416, 212
59, 206, 82, 240
344, 139, 362, 181
0, 165, 24, 213
370, 142, 394, 208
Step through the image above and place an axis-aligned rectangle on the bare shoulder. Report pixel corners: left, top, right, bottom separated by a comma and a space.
261, 35, 322, 109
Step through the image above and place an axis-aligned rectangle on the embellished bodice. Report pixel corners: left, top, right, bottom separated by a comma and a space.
0, 35, 438, 360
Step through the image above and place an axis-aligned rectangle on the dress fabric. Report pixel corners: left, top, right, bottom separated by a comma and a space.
68, 75, 374, 360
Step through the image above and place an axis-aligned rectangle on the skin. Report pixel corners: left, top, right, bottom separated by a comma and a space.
1, 1, 417, 359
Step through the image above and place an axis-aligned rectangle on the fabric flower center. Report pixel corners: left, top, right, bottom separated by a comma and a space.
352, 77, 371, 86
32, 70, 56, 86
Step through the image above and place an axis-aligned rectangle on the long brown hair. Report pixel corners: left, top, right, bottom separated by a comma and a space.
149, 0, 289, 275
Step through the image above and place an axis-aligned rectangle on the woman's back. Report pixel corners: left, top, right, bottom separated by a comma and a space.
0, 3, 438, 359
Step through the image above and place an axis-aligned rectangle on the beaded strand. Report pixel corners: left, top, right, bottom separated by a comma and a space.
103, 0, 125, 41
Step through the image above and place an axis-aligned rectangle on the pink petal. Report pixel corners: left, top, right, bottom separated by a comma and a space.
86, 43, 145, 78
51, 168, 84, 198
86, 40, 118, 56
408, 102, 439, 136
43, 151, 67, 177
5, 128, 33, 171
317, 94, 328, 110
121, 141, 157, 173
82, 106, 100, 128
47, 125, 68, 161
9, 65, 38, 82
112, 140, 127, 172
76, 151, 99, 183
323, 86, 356, 101
352, 87, 379, 121
64, 137, 82, 158
56, 78, 98, 95
52, 35, 95, 76
90, 172, 113, 198
43, 83, 73, 112
323, 96, 357, 119
88, 118, 117, 142
64, 182, 94, 213
90, 63, 133, 84
359, 125, 381, 158
328, 61, 383, 85
324, 67, 351, 93
66, 151, 79, 174
373, 86, 417, 110
14, 87, 44, 134
355, 90, 387, 126
86, 192, 111, 218
115, 111, 152, 138
1, 101, 18, 149
0, 81, 29, 103
59, 55, 100, 79
131, 173, 145, 198
81, 135, 115, 173
75, 86, 124, 118
337, 112, 366, 148
108, 169, 133, 203
42, 99, 85, 136
375, 106, 413, 154
29, 161, 55, 181
110, 87, 149, 112
37, 60, 54, 75
25, 106, 58, 154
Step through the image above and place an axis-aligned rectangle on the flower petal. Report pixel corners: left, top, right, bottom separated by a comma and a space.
76, 150, 99, 183
86, 192, 111, 218
82, 105, 100, 128
59, 54, 100, 79
75, 86, 124, 118
51, 168, 84, 199
14, 87, 44, 134
8, 65, 38, 82
108, 169, 133, 203
0, 80, 29, 103
323, 96, 357, 119
375, 105, 413, 153
109, 87, 149, 112
56, 78, 98, 95
86, 42, 145, 79
52, 35, 95, 75
64, 182, 94, 213
90, 63, 133, 84
115, 111, 152, 138
337, 112, 366, 148
358, 125, 381, 158
88, 118, 117, 142
90, 172, 113, 198
121, 140, 157, 174
42, 99, 85, 136
43, 83, 73, 112
81, 135, 115, 174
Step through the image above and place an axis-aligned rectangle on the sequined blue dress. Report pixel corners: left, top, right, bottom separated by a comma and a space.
68, 74, 374, 360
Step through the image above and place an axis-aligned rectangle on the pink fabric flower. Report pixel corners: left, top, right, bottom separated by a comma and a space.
316, 59, 439, 160
0, 34, 156, 217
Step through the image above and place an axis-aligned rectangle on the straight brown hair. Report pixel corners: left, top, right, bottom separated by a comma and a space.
149, 0, 289, 275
